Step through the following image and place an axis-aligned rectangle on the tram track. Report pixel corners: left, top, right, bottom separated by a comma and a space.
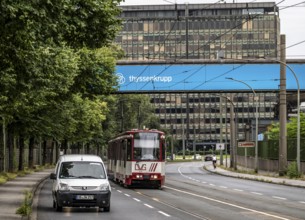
133, 187, 212, 220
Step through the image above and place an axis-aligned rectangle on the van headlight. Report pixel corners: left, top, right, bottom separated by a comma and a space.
59, 183, 69, 191
99, 183, 110, 192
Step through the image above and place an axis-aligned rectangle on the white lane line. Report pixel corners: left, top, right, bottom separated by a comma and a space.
158, 211, 171, 217
220, 186, 228, 189
251, 192, 263, 196
165, 186, 290, 220
133, 198, 141, 202
144, 204, 154, 209
117, 190, 122, 193
299, 201, 305, 204
201, 181, 206, 184
124, 194, 130, 197
233, 189, 244, 192
272, 196, 287, 200
209, 183, 215, 186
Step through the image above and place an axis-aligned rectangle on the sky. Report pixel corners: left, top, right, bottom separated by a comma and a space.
120, 0, 305, 59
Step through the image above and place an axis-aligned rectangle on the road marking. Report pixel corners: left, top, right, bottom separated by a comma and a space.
272, 196, 287, 200
158, 211, 171, 217
144, 204, 154, 209
209, 183, 215, 186
133, 198, 141, 202
165, 186, 290, 220
233, 189, 244, 192
251, 192, 263, 196
117, 190, 122, 193
299, 201, 305, 204
220, 186, 228, 189
124, 193, 130, 197
201, 181, 206, 184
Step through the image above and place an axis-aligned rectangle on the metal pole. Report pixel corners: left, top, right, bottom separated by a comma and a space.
226, 78, 258, 172
225, 99, 228, 168
220, 97, 223, 165
229, 94, 236, 169
279, 35, 287, 176
269, 59, 300, 172
182, 118, 185, 159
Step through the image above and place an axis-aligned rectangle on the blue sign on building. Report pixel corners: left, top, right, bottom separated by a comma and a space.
115, 63, 305, 92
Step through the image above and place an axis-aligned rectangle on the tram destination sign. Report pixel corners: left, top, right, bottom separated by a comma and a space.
238, 142, 255, 148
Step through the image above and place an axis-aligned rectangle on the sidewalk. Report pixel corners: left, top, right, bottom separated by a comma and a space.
0, 169, 53, 220
204, 163, 305, 188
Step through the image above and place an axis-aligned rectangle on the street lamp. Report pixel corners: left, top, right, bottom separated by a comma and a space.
215, 94, 237, 169
225, 95, 238, 170
226, 77, 259, 173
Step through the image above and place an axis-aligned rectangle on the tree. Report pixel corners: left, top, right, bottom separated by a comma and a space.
101, 94, 161, 144
0, 0, 123, 171
265, 113, 305, 139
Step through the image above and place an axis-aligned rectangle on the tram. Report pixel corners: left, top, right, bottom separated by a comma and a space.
107, 129, 166, 189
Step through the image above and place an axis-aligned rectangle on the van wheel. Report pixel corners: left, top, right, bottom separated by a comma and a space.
54, 200, 63, 212
104, 205, 110, 212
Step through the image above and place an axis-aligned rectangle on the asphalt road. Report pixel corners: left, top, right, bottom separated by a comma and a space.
36, 161, 305, 220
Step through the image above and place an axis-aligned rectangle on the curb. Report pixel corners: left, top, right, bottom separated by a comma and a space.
203, 165, 305, 189
28, 172, 52, 220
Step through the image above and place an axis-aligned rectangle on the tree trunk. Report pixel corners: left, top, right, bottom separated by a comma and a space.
86, 143, 90, 154
7, 124, 14, 172
42, 140, 47, 165
50, 140, 55, 164
18, 135, 24, 171
28, 137, 34, 169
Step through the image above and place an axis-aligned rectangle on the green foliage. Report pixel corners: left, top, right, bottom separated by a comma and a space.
287, 161, 301, 179
0, 0, 123, 151
265, 113, 305, 140
16, 190, 32, 217
101, 94, 161, 142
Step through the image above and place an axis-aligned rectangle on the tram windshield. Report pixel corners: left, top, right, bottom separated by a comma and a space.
133, 132, 160, 161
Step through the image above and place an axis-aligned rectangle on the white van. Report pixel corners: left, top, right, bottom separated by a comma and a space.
50, 154, 111, 212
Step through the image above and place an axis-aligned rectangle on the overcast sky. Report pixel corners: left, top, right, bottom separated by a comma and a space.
120, 0, 305, 59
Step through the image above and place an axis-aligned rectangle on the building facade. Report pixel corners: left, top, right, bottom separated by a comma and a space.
115, 2, 302, 151
116, 2, 280, 61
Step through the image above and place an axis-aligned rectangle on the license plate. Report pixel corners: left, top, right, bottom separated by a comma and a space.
76, 195, 94, 200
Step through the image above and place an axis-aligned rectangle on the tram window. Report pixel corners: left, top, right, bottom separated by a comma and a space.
127, 139, 132, 160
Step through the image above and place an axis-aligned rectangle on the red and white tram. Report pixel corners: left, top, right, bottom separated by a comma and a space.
107, 129, 166, 189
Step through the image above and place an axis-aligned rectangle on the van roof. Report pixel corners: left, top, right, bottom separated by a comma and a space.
59, 154, 103, 163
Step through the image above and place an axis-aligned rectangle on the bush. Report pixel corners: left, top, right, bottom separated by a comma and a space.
16, 190, 32, 217
287, 161, 301, 179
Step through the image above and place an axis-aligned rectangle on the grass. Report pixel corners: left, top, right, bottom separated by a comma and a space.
0, 164, 54, 185
16, 190, 33, 217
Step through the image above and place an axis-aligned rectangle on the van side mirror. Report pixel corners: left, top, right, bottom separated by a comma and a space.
50, 173, 57, 180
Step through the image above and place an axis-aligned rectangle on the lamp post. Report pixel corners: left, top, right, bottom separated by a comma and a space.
226, 95, 238, 170
226, 77, 259, 173
215, 94, 237, 169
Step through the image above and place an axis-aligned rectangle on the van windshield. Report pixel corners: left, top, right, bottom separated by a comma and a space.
59, 162, 106, 179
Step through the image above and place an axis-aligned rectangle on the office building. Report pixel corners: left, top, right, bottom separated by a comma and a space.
115, 2, 303, 151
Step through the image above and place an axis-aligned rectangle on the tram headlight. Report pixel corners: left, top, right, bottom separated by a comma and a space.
136, 174, 143, 179
151, 174, 158, 179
